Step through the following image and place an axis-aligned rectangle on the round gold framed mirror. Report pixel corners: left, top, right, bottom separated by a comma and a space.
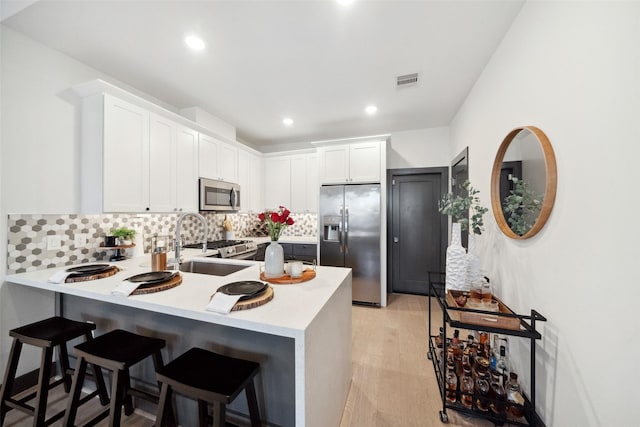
490, 126, 557, 239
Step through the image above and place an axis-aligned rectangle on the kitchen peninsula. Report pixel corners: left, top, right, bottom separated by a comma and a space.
5, 253, 352, 427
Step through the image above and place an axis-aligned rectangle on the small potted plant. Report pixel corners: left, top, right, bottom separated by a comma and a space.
111, 227, 136, 245
438, 180, 488, 235
438, 180, 488, 292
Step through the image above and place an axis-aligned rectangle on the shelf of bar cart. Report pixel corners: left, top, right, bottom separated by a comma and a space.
427, 272, 547, 426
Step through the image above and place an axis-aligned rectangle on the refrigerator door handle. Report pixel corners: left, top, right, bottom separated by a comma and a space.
338, 206, 344, 254
344, 206, 349, 254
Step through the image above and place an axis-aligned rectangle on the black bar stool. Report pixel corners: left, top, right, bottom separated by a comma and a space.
0, 316, 108, 426
155, 347, 261, 427
63, 329, 172, 427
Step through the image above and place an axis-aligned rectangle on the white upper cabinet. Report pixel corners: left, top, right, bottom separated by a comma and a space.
291, 153, 319, 213
174, 125, 199, 212
318, 141, 381, 184
149, 113, 176, 212
306, 153, 319, 212
79, 93, 199, 213
238, 148, 263, 213
146, 114, 199, 213
198, 134, 238, 183
102, 95, 150, 212
263, 156, 292, 210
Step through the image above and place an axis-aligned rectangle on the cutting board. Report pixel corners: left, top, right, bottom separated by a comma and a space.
65, 266, 120, 283
131, 273, 183, 295
259, 269, 316, 285
231, 286, 274, 311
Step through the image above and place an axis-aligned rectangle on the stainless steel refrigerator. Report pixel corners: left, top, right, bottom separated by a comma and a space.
320, 184, 381, 304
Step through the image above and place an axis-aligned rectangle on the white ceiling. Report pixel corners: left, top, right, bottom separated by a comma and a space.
1, 0, 524, 150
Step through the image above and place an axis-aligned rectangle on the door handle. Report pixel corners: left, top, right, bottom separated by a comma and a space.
394, 237, 399, 243
344, 206, 349, 254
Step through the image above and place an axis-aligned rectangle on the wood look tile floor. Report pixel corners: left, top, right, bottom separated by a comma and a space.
3, 294, 491, 426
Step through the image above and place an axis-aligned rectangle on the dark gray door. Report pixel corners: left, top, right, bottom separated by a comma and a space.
390, 172, 447, 295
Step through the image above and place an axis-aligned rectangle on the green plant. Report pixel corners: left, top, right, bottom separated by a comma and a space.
110, 227, 136, 241
503, 176, 543, 236
438, 180, 489, 235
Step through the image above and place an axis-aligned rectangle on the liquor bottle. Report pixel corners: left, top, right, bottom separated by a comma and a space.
495, 345, 509, 386
475, 370, 490, 412
489, 371, 507, 417
507, 372, 525, 418
464, 334, 476, 369
460, 367, 474, 409
446, 360, 458, 403
452, 329, 461, 346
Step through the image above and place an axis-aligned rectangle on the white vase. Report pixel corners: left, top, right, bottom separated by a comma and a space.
445, 223, 467, 292
264, 241, 284, 278
466, 232, 481, 288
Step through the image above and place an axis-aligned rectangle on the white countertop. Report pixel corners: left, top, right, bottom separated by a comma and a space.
5, 252, 350, 340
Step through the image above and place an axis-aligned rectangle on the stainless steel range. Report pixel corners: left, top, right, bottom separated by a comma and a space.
182, 240, 258, 259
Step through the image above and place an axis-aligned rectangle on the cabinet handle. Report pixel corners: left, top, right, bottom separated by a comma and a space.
145, 207, 150, 211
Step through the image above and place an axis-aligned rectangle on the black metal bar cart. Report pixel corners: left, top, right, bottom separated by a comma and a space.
427, 272, 547, 426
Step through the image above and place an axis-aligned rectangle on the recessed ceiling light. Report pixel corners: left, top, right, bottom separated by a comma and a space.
185, 35, 205, 51
283, 117, 294, 126
365, 105, 378, 115
336, 0, 354, 5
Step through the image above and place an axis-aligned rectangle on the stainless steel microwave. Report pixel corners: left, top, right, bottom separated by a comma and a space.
199, 178, 240, 211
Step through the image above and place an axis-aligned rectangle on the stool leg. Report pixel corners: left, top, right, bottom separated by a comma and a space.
197, 400, 208, 427
212, 401, 226, 427
152, 350, 176, 427
155, 382, 172, 427
57, 342, 72, 393
122, 369, 134, 416
33, 346, 54, 426
108, 369, 125, 427
0, 339, 23, 425
63, 356, 88, 427
245, 378, 261, 427
83, 332, 109, 406
91, 363, 109, 406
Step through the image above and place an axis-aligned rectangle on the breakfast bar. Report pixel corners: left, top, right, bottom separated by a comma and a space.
5, 254, 352, 427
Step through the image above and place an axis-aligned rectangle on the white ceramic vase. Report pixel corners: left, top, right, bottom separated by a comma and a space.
466, 232, 481, 289
264, 240, 284, 278
445, 223, 467, 292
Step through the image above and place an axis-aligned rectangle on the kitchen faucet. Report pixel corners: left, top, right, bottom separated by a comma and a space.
174, 212, 208, 265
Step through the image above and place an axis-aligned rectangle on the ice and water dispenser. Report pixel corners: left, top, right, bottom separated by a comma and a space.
322, 216, 341, 242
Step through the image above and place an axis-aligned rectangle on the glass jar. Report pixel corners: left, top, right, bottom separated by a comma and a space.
460, 367, 474, 409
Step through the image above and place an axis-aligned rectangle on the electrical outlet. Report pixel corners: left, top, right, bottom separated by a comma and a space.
74, 233, 89, 248
46, 235, 62, 251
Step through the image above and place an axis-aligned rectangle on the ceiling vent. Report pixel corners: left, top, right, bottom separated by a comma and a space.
396, 73, 419, 87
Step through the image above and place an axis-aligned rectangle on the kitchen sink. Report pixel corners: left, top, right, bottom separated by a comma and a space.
178, 260, 250, 276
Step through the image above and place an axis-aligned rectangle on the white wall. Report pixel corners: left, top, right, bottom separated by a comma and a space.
387, 127, 450, 169
450, 2, 640, 426
0, 25, 129, 374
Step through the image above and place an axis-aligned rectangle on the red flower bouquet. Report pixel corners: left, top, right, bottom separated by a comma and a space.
258, 206, 295, 241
